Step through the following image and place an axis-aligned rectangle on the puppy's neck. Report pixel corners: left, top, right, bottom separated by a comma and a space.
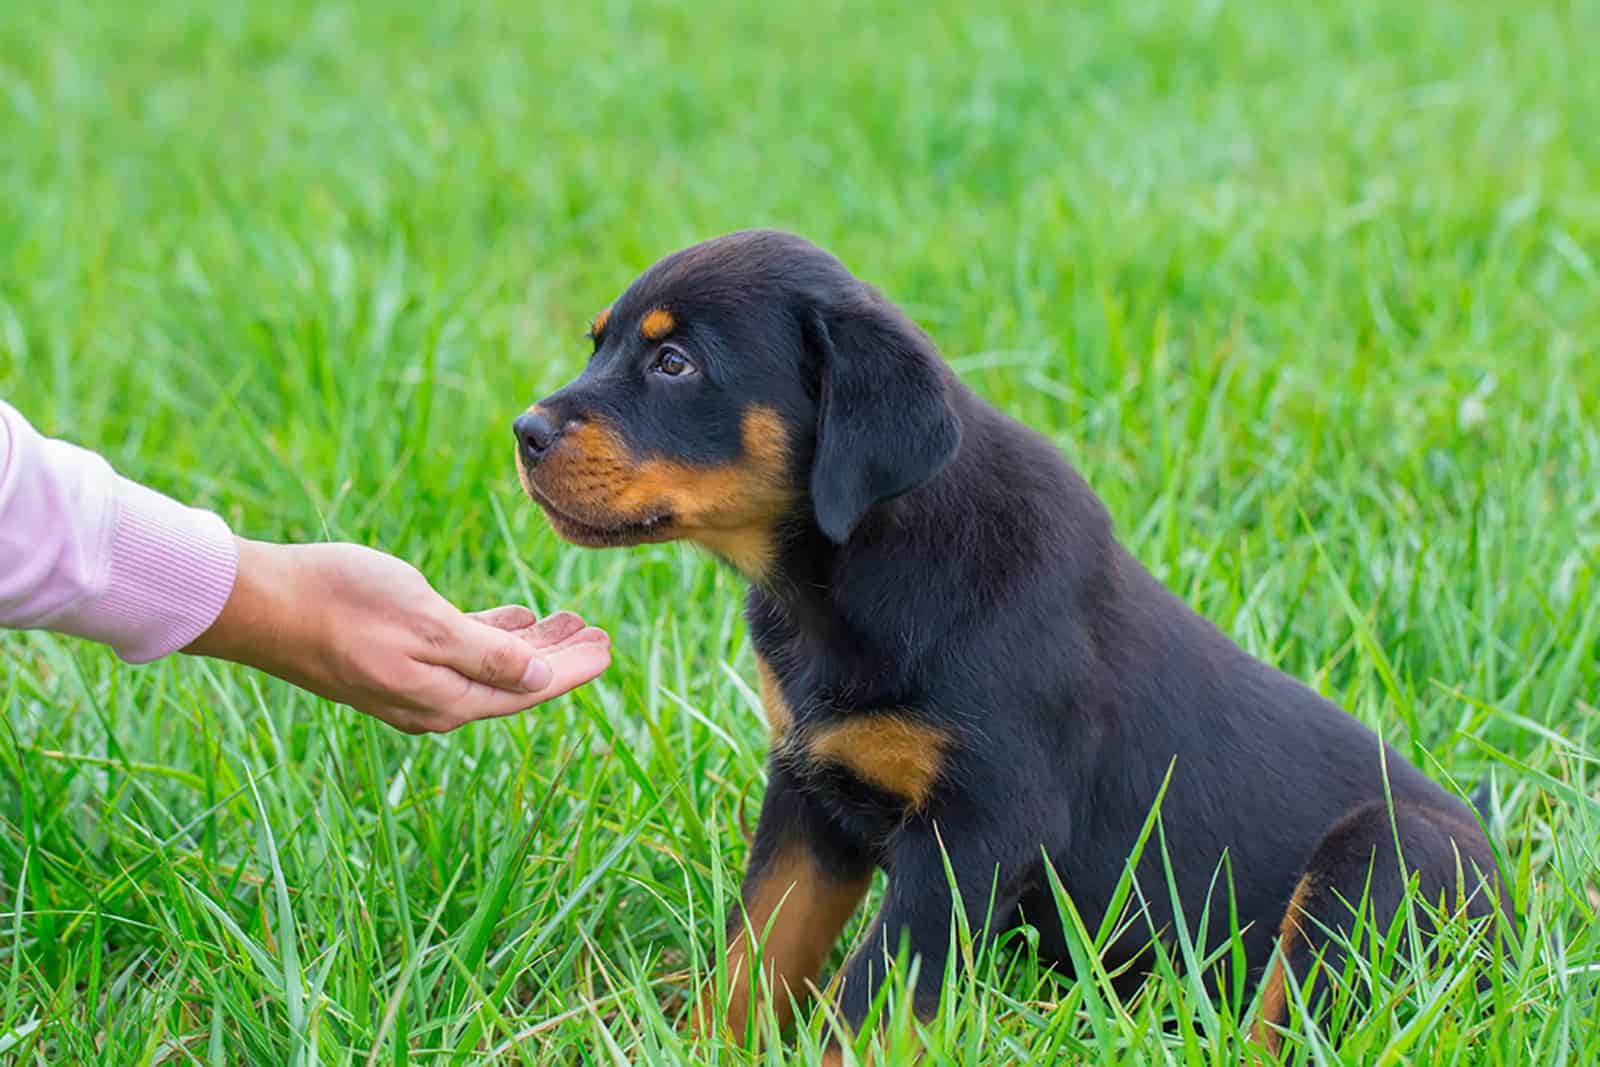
751, 393, 1122, 666
753, 473, 969, 652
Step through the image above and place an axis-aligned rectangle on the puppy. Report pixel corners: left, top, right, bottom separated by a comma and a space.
513, 230, 1510, 1055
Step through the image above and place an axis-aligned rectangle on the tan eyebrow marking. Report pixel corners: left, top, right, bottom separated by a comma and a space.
641, 307, 675, 341
590, 306, 611, 339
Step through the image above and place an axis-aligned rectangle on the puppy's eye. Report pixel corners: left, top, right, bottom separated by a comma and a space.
650, 346, 697, 378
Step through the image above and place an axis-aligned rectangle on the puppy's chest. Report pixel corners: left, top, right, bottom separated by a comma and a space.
756, 657, 954, 832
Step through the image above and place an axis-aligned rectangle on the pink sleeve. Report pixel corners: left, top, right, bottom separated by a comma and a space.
0, 399, 239, 663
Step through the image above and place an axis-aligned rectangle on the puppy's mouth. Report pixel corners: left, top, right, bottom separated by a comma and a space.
522, 480, 674, 548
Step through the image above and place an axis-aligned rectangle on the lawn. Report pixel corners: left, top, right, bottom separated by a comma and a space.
2, 0, 1597, 1063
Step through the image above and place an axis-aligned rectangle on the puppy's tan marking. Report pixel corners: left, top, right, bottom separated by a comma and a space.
756, 654, 792, 738
527, 405, 793, 579
590, 305, 611, 339
806, 715, 950, 809
641, 307, 676, 340
1253, 871, 1320, 1053
692, 841, 871, 1044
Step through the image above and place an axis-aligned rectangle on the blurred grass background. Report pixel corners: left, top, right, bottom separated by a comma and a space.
1, 1, 1596, 1063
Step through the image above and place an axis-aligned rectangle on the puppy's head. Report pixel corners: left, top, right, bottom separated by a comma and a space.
515, 230, 961, 577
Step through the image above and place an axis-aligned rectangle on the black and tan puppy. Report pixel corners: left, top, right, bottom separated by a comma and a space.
513, 230, 1509, 1055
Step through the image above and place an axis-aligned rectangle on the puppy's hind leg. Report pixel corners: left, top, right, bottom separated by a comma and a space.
1253, 798, 1509, 1054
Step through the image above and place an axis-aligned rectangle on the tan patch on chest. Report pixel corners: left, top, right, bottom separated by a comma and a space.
755, 654, 792, 738
803, 714, 951, 809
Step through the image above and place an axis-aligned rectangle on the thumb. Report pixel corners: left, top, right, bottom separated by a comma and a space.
438, 617, 554, 693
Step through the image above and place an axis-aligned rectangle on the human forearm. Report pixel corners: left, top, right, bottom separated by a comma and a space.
0, 400, 237, 661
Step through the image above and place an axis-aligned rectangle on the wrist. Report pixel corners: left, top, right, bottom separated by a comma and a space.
183, 538, 293, 665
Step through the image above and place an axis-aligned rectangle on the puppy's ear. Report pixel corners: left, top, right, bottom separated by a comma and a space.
804, 295, 962, 543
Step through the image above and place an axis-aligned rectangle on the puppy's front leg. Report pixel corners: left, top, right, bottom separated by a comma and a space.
827, 825, 1015, 1060
693, 763, 874, 1043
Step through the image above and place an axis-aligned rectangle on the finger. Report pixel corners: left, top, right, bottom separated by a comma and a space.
523, 637, 611, 702
435, 616, 554, 693
497, 638, 612, 714
468, 605, 539, 632
567, 625, 610, 645
437, 639, 613, 723
511, 622, 611, 652
465, 607, 591, 642
527, 611, 586, 644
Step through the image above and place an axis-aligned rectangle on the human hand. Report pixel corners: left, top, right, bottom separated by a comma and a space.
184, 539, 611, 733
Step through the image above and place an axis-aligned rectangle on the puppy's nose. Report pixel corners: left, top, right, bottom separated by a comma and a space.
514, 410, 559, 463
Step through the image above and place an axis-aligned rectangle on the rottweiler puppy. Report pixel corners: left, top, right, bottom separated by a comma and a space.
513, 230, 1510, 1056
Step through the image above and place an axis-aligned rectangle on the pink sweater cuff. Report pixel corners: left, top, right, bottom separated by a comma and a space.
83, 478, 240, 663
1, 401, 239, 662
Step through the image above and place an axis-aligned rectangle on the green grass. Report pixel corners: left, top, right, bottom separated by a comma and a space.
2, 0, 1597, 1062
